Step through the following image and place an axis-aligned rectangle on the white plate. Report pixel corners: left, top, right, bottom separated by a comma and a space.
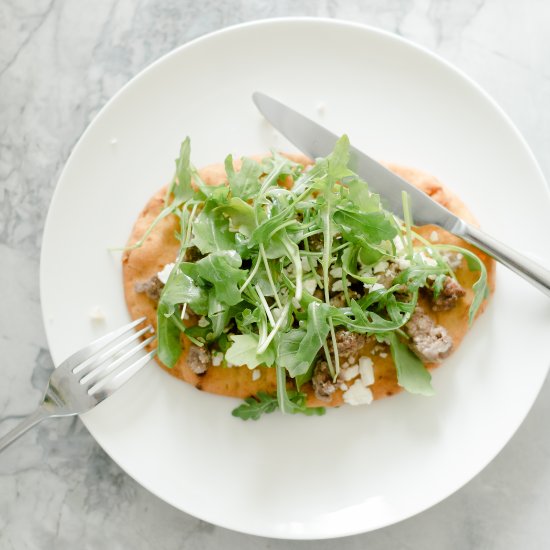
40, 19, 550, 539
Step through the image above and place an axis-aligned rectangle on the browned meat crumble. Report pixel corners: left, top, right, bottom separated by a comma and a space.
405, 306, 453, 362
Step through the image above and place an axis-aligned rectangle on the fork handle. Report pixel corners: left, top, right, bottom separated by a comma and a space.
0, 405, 52, 454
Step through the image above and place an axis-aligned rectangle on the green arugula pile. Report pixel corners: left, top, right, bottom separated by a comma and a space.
137, 136, 488, 420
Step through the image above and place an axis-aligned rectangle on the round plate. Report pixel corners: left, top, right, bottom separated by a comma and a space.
40, 19, 550, 539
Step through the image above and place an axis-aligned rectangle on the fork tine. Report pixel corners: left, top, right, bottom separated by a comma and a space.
88, 349, 157, 399
82, 334, 156, 388
75, 324, 153, 378
59, 317, 147, 372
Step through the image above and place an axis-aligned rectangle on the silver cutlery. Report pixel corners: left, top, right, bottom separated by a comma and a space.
253, 92, 550, 297
0, 317, 155, 453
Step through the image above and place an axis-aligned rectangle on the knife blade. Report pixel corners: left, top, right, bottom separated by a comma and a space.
252, 91, 550, 298
252, 91, 462, 233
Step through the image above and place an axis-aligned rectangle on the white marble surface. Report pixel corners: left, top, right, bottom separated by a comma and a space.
1, 0, 549, 547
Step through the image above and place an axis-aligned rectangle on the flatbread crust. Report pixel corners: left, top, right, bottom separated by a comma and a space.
122, 155, 495, 407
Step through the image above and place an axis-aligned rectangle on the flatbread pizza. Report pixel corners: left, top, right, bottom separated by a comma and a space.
122, 137, 495, 418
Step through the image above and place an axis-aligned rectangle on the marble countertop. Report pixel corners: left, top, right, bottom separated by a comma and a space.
1, 1, 549, 548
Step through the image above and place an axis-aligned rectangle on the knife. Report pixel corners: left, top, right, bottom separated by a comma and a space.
253, 92, 550, 298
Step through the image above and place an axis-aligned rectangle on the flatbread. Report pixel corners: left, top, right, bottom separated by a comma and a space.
122, 155, 495, 407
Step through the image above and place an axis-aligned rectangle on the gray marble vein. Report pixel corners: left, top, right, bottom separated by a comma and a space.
1, 0, 550, 548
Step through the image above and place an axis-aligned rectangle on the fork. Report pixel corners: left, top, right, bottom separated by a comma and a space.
0, 317, 156, 453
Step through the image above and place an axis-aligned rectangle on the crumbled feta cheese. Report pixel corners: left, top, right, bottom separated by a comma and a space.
89, 306, 105, 321
212, 352, 223, 366
373, 261, 389, 274
197, 316, 209, 327
429, 231, 439, 242
339, 382, 348, 391
397, 258, 411, 270
393, 236, 405, 252
343, 379, 374, 406
359, 356, 375, 386
157, 262, 175, 284
367, 283, 385, 293
301, 257, 312, 273
341, 364, 359, 381
303, 278, 317, 295
331, 280, 344, 292
443, 251, 464, 270
379, 352, 388, 358
330, 267, 343, 278
419, 252, 437, 267
359, 266, 374, 278
252, 369, 261, 381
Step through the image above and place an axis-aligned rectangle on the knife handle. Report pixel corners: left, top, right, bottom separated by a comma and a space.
458, 223, 550, 297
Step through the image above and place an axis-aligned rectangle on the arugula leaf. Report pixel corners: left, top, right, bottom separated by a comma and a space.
288, 391, 325, 416
231, 391, 325, 421
359, 247, 384, 266
183, 323, 212, 343
249, 208, 295, 249
231, 392, 279, 420
280, 303, 331, 378
338, 226, 390, 258
253, 263, 279, 297
393, 263, 448, 291
225, 155, 263, 199
225, 333, 275, 368
172, 137, 195, 202
333, 209, 397, 243
196, 251, 247, 306
207, 294, 231, 339
191, 199, 235, 254
341, 246, 377, 284
159, 270, 208, 316
434, 244, 488, 325
217, 197, 257, 237
259, 153, 296, 194
326, 134, 355, 180
387, 332, 434, 396
295, 363, 315, 390
277, 329, 306, 372
275, 362, 326, 416
346, 178, 381, 213
237, 307, 261, 330
156, 302, 183, 368
401, 190, 414, 258
161, 138, 195, 207
330, 298, 413, 334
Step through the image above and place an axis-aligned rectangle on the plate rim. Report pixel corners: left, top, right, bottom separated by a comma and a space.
39, 17, 550, 540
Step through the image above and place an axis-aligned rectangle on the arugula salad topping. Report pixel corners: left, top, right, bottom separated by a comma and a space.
134, 136, 488, 419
